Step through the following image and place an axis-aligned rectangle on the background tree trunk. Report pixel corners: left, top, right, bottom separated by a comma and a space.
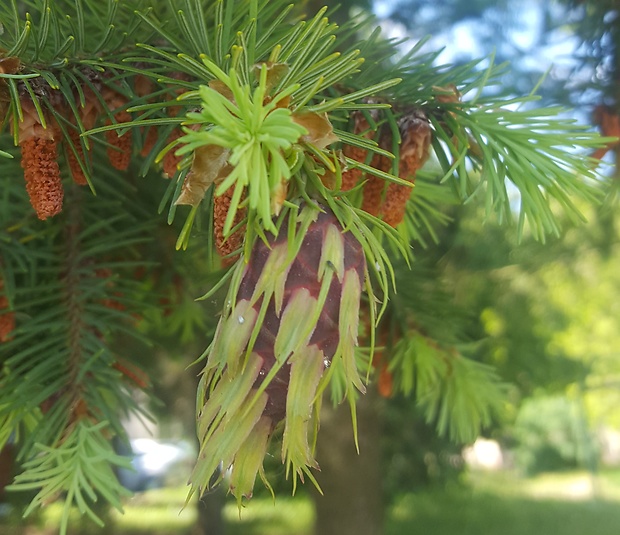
313, 389, 384, 535
153, 350, 227, 535
194, 490, 226, 535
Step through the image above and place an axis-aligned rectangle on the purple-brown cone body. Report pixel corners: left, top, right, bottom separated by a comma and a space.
237, 208, 365, 421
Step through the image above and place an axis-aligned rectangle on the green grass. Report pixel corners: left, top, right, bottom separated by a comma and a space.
5, 469, 620, 534
1, 487, 314, 535
224, 497, 314, 535
388, 470, 620, 535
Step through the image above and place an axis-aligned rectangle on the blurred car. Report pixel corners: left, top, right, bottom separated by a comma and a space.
115, 437, 194, 492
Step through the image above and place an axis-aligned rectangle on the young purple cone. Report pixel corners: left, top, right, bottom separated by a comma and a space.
190, 203, 366, 503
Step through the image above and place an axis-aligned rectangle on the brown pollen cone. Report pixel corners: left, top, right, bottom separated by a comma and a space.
0, 282, 15, 343
162, 129, 184, 177
134, 74, 160, 158
95, 268, 126, 311
342, 145, 368, 191
17, 99, 63, 219
20, 137, 64, 219
134, 74, 153, 98
341, 111, 376, 191
592, 104, 620, 162
80, 85, 101, 132
167, 71, 192, 118
102, 87, 133, 171
65, 127, 88, 185
369, 318, 393, 398
0, 56, 20, 120
361, 137, 392, 217
105, 110, 133, 171
380, 112, 431, 227
0, 312, 13, 342
63, 84, 103, 183
113, 360, 149, 389
213, 181, 245, 262
140, 127, 159, 158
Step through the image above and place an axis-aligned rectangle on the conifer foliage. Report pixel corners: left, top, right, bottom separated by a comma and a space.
0, 0, 611, 531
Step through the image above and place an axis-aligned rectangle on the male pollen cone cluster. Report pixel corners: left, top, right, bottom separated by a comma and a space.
11, 71, 141, 219
191, 204, 366, 501
345, 110, 431, 228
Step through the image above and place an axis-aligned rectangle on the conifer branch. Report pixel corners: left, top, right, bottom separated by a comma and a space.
0, 1, 614, 531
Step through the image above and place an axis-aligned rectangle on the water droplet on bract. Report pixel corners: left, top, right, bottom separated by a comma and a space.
375, 262, 381, 272
323, 358, 331, 369
238, 315, 245, 324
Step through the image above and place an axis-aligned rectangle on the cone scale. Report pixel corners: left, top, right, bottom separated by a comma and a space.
191, 203, 366, 502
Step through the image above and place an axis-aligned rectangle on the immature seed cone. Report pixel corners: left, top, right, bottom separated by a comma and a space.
17, 99, 63, 219
191, 203, 366, 502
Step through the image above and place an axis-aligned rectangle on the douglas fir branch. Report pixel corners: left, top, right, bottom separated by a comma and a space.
0, 1, 611, 533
